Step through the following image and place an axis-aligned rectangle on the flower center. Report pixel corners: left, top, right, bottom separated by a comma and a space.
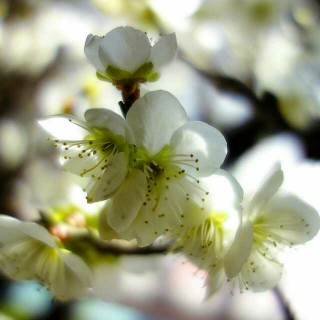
48, 119, 123, 177
171, 211, 229, 270
133, 146, 208, 213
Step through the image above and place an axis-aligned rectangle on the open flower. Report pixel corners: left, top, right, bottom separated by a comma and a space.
84, 26, 177, 86
0, 215, 92, 301
99, 90, 227, 246
206, 165, 320, 296
39, 109, 135, 203
169, 170, 243, 271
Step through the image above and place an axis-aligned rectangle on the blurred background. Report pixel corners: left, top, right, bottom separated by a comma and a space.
1, 0, 320, 319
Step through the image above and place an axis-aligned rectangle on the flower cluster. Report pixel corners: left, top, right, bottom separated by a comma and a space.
0, 26, 319, 302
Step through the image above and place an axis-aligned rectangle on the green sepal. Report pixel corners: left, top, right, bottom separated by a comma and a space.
133, 61, 154, 79
106, 66, 132, 81
96, 71, 112, 82
147, 72, 160, 82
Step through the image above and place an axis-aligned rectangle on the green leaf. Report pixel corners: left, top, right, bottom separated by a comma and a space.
133, 61, 154, 79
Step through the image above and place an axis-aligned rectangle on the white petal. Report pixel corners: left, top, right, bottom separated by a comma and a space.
18, 221, 57, 248
107, 168, 147, 232
205, 262, 226, 298
0, 215, 25, 243
260, 195, 320, 245
59, 250, 92, 300
203, 169, 244, 211
84, 34, 105, 73
149, 33, 178, 71
98, 207, 121, 241
170, 121, 227, 177
86, 152, 129, 203
224, 218, 253, 279
99, 27, 151, 72
204, 170, 243, 251
84, 108, 135, 143
0, 215, 20, 226
62, 154, 101, 177
0, 216, 56, 248
241, 245, 283, 292
38, 115, 89, 140
120, 215, 158, 247
127, 90, 188, 155
248, 165, 284, 221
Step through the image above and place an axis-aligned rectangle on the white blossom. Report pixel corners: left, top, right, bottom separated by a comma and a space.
100, 90, 227, 246
206, 165, 320, 296
84, 26, 177, 84
169, 170, 243, 271
39, 109, 135, 203
0, 215, 92, 301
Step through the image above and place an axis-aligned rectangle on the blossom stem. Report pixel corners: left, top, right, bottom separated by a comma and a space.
118, 87, 140, 118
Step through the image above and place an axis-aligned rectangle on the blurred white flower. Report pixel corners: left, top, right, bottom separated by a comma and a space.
39, 109, 135, 203
0, 118, 28, 170
35, 58, 122, 118
85, 26, 177, 84
99, 90, 227, 246
0, 215, 92, 301
92, 254, 226, 319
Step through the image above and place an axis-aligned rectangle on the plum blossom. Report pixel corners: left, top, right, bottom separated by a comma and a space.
206, 165, 320, 296
169, 170, 243, 271
100, 90, 227, 247
39, 109, 135, 203
0, 215, 92, 301
84, 26, 177, 85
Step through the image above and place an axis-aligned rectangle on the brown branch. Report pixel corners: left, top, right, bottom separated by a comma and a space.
63, 233, 172, 257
